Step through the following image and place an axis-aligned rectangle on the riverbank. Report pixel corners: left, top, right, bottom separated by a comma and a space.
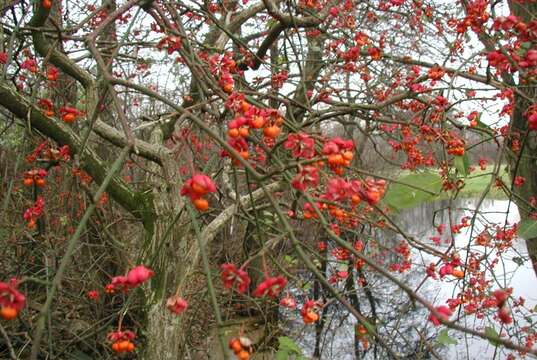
384, 165, 510, 210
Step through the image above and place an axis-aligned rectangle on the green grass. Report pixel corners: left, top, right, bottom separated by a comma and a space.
457, 166, 509, 200
384, 165, 510, 210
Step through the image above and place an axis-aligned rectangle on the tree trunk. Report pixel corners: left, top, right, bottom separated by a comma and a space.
507, 1, 537, 275
142, 125, 187, 359
507, 90, 537, 273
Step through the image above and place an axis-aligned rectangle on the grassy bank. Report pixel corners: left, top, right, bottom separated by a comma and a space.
456, 166, 509, 199
383, 165, 510, 210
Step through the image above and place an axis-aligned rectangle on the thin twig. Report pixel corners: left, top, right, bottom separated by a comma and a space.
0, 323, 18, 360
29, 146, 130, 360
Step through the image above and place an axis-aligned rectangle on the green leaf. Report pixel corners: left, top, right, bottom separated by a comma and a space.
383, 171, 442, 210
473, 114, 492, 133
512, 257, 525, 266
362, 319, 376, 335
337, 262, 349, 272
485, 326, 501, 346
276, 56, 288, 66
454, 154, 470, 177
261, 210, 276, 225
60, 215, 69, 226
437, 329, 457, 345
266, 18, 278, 30
284, 255, 297, 265
518, 219, 537, 240
521, 41, 533, 50
276, 337, 304, 359
301, 282, 312, 291
464, 32, 472, 43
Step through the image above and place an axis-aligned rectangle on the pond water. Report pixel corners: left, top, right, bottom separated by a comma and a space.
282, 199, 537, 359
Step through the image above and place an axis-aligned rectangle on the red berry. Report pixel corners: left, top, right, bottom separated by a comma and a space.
0, 306, 18, 320
193, 198, 209, 211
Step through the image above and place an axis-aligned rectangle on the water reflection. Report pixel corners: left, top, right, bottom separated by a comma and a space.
282, 199, 536, 359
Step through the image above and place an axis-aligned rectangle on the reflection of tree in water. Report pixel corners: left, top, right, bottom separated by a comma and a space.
281, 199, 510, 359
